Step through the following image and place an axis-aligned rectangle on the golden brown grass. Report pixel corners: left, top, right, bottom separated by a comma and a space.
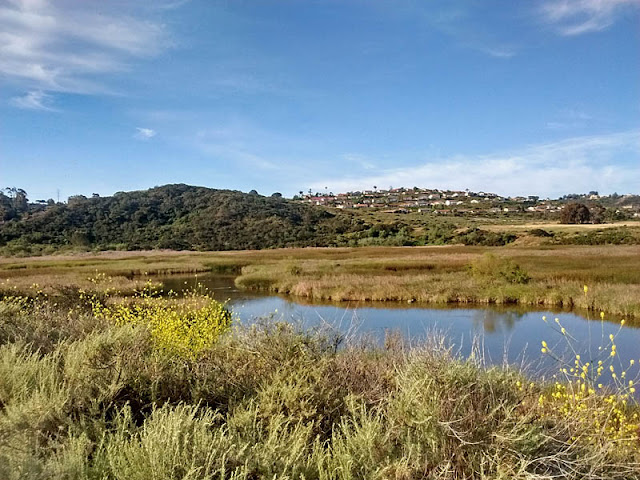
2, 245, 640, 317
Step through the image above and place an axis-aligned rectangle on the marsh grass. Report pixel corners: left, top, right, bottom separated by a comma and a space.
1, 245, 640, 316
0, 292, 638, 479
235, 263, 640, 319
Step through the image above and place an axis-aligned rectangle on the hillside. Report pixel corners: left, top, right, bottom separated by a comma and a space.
3, 184, 640, 255
0, 184, 367, 253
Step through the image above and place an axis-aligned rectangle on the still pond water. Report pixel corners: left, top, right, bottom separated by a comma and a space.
161, 274, 640, 380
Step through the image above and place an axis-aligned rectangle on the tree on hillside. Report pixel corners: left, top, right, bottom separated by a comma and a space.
68, 195, 87, 205
1, 187, 28, 220
590, 205, 606, 224
560, 202, 591, 224
4, 187, 28, 212
0, 192, 11, 221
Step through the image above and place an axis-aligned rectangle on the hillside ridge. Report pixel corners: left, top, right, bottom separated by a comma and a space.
0, 184, 366, 252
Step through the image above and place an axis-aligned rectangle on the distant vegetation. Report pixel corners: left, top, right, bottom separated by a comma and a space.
1, 184, 639, 255
0, 185, 518, 254
560, 202, 592, 224
469, 252, 531, 285
0, 184, 369, 253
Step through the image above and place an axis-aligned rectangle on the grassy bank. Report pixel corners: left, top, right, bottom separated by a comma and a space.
0, 290, 638, 479
235, 263, 640, 319
2, 246, 640, 318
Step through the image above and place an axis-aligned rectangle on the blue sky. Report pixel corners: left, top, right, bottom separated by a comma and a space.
1, 0, 639, 201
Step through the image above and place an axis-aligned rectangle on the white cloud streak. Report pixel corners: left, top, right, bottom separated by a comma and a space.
477, 45, 517, 58
157, 0, 192, 10
540, 0, 640, 35
0, 0, 169, 94
342, 153, 377, 170
406, 2, 519, 58
134, 127, 156, 140
192, 124, 280, 171
311, 131, 640, 197
546, 108, 594, 130
9, 89, 56, 110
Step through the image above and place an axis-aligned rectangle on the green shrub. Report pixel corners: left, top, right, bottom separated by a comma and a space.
529, 228, 553, 237
469, 253, 530, 284
104, 404, 233, 480
424, 223, 457, 245
456, 228, 517, 246
554, 228, 639, 245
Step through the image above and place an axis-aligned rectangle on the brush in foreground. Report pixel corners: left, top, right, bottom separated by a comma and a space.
0, 291, 638, 479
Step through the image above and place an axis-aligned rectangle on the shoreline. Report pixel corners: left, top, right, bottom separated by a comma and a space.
1, 245, 639, 319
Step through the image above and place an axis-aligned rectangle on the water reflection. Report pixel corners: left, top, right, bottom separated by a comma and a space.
156, 273, 640, 385
473, 309, 524, 333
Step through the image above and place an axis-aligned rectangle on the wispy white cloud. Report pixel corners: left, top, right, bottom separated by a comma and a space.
9, 89, 56, 110
157, 0, 192, 11
311, 130, 640, 197
405, 2, 519, 58
540, 0, 640, 35
0, 0, 170, 95
342, 153, 377, 170
134, 127, 156, 140
546, 107, 594, 130
192, 123, 281, 171
130, 111, 323, 179
478, 45, 517, 58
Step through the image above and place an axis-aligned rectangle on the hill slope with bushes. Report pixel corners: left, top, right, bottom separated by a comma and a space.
0, 184, 367, 252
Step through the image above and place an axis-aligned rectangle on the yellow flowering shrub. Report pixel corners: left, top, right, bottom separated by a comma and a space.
537, 358, 639, 447
535, 287, 640, 451
89, 284, 232, 360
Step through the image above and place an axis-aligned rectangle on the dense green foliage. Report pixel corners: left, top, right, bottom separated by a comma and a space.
0, 184, 368, 253
421, 225, 516, 246
469, 253, 531, 284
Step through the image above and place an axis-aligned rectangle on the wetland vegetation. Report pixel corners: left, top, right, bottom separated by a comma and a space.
3, 245, 640, 319
0, 281, 639, 479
